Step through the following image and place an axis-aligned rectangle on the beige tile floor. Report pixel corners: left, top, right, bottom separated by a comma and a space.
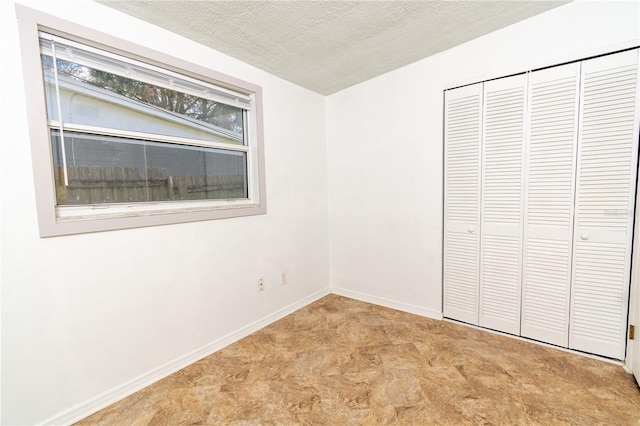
77, 294, 640, 425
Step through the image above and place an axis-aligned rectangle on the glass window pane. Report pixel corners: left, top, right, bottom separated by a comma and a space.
42, 55, 244, 145
145, 141, 248, 201
51, 130, 248, 205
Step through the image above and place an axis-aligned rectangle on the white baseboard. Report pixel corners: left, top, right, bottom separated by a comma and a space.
330, 287, 443, 320
40, 288, 330, 426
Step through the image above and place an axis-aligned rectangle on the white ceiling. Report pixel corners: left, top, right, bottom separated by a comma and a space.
97, 0, 569, 95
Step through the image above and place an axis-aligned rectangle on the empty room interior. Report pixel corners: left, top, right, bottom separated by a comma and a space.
2, 0, 640, 424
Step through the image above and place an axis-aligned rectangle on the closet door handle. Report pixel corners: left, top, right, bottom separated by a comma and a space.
467, 227, 475, 234
580, 234, 589, 241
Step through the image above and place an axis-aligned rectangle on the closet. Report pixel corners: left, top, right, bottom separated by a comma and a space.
443, 48, 640, 360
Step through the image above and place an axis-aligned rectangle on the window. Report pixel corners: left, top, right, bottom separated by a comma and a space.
17, 6, 265, 237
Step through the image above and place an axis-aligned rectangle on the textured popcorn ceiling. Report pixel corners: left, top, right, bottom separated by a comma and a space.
97, 1, 569, 95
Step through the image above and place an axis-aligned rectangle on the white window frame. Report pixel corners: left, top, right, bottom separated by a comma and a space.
16, 5, 266, 237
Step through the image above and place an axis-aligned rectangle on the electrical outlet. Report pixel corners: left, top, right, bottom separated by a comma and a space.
258, 278, 264, 292
281, 272, 287, 286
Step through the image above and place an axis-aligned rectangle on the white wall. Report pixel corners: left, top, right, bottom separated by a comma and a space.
327, 1, 640, 318
0, 1, 329, 424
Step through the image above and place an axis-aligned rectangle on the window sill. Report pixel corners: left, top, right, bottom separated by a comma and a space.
40, 201, 266, 237
56, 199, 261, 221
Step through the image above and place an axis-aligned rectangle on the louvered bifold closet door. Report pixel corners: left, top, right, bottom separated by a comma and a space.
521, 63, 580, 347
479, 75, 527, 335
570, 49, 640, 359
444, 83, 483, 325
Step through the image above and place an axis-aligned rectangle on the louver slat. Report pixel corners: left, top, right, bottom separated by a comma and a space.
479, 75, 526, 335
570, 50, 639, 359
444, 83, 483, 325
522, 63, 579, 347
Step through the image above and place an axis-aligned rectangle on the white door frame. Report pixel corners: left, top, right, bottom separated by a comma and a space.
626, 155, 640, 383
624, 48, 640, 382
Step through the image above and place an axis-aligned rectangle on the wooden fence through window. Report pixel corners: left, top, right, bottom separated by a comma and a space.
54, 166, 246, 205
